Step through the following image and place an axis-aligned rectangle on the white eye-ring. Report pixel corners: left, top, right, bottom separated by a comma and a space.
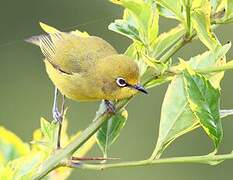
116, 77, 127, 87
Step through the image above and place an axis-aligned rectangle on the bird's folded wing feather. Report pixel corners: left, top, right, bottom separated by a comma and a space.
25, 22, 117, 74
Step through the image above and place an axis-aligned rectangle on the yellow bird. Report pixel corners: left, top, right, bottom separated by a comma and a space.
26, 23, 147, 125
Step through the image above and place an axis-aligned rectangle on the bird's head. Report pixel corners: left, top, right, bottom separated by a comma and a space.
95, 54, 148, 100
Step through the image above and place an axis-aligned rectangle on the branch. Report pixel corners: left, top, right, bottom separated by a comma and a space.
168, 61, 233, 75
64, 153, 233, 170
33, 111, 114, 179
160, 37, 189, 63
195, 61, 233, 74
185, 0, 191, 37
33, 98, 131, 179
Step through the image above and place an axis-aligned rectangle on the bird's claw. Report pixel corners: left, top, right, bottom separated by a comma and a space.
104, 100, 116, 114
52, 108, 63, 124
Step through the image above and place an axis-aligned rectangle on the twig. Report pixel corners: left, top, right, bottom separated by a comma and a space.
71, 156, 120, 161
160, 37, 188, 63
64, 153, 233, 170
195, 62, 233, 74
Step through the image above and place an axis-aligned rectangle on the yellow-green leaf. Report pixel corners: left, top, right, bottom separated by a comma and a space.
156, 0, 184, 21
110, 0, 159, 45
108, 20, 141, 41
153, 44, 230, 158
111, 0, 152, 34
95, 101, 128, 157
226, 0, 233, 18
151, 25, 185, 58
0, 148, 47, 179
148, 3, 159, 44
210, 0, 222, 13
183, 69, 222, 148
0, 127, 30, 164
40, 118, 56, 141
125, 42, 148, 76
191, 0, 219, 50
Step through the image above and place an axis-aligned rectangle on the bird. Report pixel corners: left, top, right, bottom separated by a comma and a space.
26, 22, 147, 147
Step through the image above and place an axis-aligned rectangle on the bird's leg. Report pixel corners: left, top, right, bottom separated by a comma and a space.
104, 100, 116, 113
52, 87, 65, 149
57, 94, 65, 149
52, 87, 62, 123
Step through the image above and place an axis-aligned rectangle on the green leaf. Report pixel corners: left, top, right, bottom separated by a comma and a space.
111, 0, 151, 43
226, 0, 233, 18
110, 0, 159, 45
187, 43, 231, 88
180, 0, 191, 34
151, 25, 185, 59
40, 117, 57, 146
191, 0, 220, 50
156, 0, 184, 21
183, 69, 222, 148
125, 42, 148, 76
144, 76, 173, 89
108, 20, 141, 41
152, 44, 230, 158
6, 152, 46, 179
210, 0, 222, 13
0, 127, 30, 164
113, 0, 152, 35
157, 4, 177, 19
152, 75, 197, 158
147, 3, 159, 44
114, 0, 151, 25
95, 101, 128, 157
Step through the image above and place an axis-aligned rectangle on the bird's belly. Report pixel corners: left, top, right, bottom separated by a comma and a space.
55, 79, 96, 101
44, 60, 100, 101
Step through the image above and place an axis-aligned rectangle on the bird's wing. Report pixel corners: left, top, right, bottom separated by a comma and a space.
25, 33, 72, 74
26, 23, 117, 74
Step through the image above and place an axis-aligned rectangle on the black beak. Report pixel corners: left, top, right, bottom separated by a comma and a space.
132, 84, 148, 94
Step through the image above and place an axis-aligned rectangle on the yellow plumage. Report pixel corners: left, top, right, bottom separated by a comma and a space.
26, 23, 145, 101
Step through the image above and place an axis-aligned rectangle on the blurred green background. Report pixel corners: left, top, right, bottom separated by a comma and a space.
1, 0, 233, 179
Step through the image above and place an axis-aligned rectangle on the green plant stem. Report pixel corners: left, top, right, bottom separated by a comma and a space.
65, 153, 233, 170
168, 61, 233, 75
61, 113, 233, 170
195, 61, 233, 74
185, 0, 191, 37
160, 37, 188, 63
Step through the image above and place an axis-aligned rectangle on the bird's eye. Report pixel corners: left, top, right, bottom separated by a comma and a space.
116, 77, 127, 87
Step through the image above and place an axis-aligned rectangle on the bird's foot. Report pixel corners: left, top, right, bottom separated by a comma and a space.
104, 100, 116, 113
52, 107, 63, 124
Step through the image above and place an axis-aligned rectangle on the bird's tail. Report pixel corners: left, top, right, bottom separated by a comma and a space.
25, 21, 60, 46
25, 35, 43, 46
